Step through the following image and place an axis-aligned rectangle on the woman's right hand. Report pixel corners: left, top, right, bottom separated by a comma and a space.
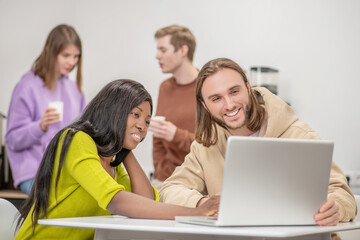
195, 194, 220, 216
40, 107, 60, 132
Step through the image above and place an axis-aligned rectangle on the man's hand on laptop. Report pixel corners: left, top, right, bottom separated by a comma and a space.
197, 193, 221, 207
314, 198, 340, 226
195, 194, 220, 216
197, 196, 209, 207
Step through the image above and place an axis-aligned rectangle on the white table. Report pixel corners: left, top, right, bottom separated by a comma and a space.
38, 215, 360, 240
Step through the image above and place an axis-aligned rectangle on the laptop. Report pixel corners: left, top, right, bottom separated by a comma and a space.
175, 136, 333, 226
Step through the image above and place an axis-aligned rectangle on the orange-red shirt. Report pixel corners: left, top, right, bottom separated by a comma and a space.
153, 77, 196, 181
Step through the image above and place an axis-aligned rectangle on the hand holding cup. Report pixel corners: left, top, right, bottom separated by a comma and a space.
149, 116, 177, 142
40, 101, 63, 132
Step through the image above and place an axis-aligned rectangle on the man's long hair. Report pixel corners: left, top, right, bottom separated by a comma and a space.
195, 58, 265, 147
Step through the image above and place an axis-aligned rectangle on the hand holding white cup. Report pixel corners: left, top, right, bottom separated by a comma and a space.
149, 116, 166, 129
149, 116, 177, 142
48, 101, 64, 122
40, 101, 63, 132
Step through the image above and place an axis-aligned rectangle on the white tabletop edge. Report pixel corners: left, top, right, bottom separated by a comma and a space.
38, 216, 360, 238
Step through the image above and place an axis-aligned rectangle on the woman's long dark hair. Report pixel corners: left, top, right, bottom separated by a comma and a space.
17, 79, 152, 231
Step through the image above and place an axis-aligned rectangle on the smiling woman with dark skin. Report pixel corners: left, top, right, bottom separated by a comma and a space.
14, 79, 219, 240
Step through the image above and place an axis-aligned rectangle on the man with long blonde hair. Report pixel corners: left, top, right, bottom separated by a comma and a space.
160, 58, 356, 235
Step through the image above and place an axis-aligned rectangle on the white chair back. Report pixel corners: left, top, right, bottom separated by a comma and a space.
0, 198, 20, 240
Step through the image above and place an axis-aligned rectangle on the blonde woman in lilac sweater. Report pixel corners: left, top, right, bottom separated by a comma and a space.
5, 24, 86, 194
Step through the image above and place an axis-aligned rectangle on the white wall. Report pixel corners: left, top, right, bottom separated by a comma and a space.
1, 0, 359, 178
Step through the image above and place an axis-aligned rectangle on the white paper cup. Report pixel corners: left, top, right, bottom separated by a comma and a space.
152, 116, 166, 121
48, 101, 64, 121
